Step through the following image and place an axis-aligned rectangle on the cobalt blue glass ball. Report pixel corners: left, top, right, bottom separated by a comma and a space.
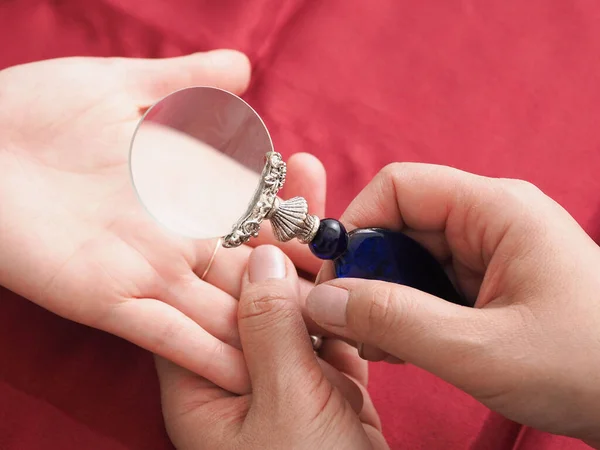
309, 218, 348, 260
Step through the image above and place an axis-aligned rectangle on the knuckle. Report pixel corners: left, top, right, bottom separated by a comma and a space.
379, 162, 408, 181
497, 179, 550, 228
500, 178, 543, 198
358, 285, 404, 341
237, 283, 296, 322
151, 318, 183, 355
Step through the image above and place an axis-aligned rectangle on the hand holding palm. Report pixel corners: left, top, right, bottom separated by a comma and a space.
0, 51, 326, 394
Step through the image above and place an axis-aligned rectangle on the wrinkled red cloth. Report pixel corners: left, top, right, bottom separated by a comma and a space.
1, 1, 599, 449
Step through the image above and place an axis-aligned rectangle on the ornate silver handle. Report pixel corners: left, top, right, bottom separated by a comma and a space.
222, 151, 325, 353
222, 151, 319, 248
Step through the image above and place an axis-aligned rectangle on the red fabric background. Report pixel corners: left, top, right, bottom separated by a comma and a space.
1, 1, 599, 448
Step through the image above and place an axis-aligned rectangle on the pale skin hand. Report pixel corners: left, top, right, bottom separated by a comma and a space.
306, 163, 600, 447
0, 51, 325, 395
156, 245, 388, 450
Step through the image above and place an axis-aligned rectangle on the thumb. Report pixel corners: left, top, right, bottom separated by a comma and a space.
238, 245, 362, 412
130, 49, 252, 103
306, 279, 495, 383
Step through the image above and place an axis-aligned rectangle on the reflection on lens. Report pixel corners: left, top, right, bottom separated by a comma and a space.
129, 87, 273, 240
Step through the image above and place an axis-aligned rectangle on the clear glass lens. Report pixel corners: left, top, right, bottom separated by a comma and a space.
129, 87, 273, 239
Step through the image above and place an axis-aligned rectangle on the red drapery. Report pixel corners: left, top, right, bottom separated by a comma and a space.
1, 1, 598, 448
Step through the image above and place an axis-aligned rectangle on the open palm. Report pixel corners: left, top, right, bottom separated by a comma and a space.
0, 51, 325, 394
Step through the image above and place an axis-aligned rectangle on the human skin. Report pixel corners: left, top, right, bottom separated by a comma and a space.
306, 163, 600, 447
156, 245, 388, 450
0, 51, 325, 394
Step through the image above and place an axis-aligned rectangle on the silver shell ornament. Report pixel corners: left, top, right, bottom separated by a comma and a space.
268, 196, 320, 244
222, 151, 319, 248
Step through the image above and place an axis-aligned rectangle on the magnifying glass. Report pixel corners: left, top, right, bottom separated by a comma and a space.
129, 86, 471, 308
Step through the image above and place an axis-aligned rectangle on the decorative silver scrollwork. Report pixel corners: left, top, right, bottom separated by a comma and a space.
222, 151, 319, 248
222, 151, 286, 247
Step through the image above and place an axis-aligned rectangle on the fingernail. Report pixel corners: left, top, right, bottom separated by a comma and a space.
314, 271, 322, 286
357, 342, 366, 360
306, 284, 348, 326
248, 245, 286, 282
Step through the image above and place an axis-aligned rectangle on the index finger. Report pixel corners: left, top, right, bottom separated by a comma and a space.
313, 164, 483, 285
313, 163, 499, 294
339, 162, 495, 233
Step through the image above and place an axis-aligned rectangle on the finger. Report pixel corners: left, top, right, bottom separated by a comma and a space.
385, 229, 480, 301
306, 278, 499, 388
336, 163, 547, 273
155, 355, 235, 412
314, 260, 336, 289
129, 49, 251, 103
281, 153, 327, 219
195, 239, 248, 298
154, 356, 243, 449
352, 380, 383, 431
363, 424, 391, 449
104, 298, 250, 394
192, 236, 326, 339
312, 229, 479, 306
357, 343, 388, 362
294, 259, 336, 338
402, 229, 451, 263
195, 236, 309, 299
165, 272, 240, 348
249, 152, 327, 276
357, 344, 404, 364
384, 355, 405, 364
317, 339, 382, 429
317, 358, 364, 414
297, 276, 332, 337
338, 163, 491, 232
196, 239, 322, 339
237, 245, 329, 404
319, 339, 368, 387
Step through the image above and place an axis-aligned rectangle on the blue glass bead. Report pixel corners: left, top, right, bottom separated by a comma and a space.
334, 228, 471, 307
309, 219, 348, 260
